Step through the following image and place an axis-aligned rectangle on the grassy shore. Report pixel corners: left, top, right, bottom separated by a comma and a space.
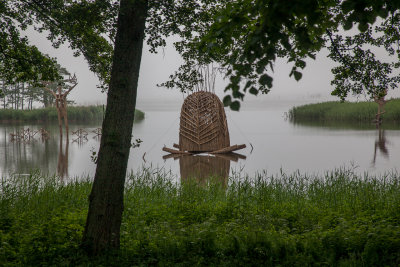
0, 106, 145, 123
1, 168, 400, 266
289, 98, 400, 124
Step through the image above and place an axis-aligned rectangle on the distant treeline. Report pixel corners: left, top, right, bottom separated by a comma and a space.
289, 98, 400, 123
0, 105, 144, 123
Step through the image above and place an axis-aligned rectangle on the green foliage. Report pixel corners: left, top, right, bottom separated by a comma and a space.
0, 2, 61, 84
0, 63, 72, 110
1, 168, 400, 265
289, 99, 400, 124
327, 11, 400, 101
0, 105, 144, 123
0, 172, 91, 266
0, 1, 118, 89
4, 0, 400, 111
187, 0, 400, 109
134, 109, 145, 121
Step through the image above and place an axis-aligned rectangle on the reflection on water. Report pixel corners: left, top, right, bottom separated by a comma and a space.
57, 136, 69, 179
165, 153, 246, 186
1, 105, 400, 178
372, 128, 389, 166
287, 118, 398, 174
1, 125, 59, 175
290, 119, 400, 131
180, 155, 230, 186
0, 123, 99, 177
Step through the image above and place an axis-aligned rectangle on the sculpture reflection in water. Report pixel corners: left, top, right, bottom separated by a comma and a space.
164, 152, 246, 187
58, 136, 69, 179
371, 127, 389, 166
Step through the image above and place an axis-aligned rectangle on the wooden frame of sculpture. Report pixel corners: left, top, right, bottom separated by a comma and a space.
163, 88, 245, 155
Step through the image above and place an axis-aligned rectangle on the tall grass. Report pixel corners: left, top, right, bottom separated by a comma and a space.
0, 106, 145, 123
1, 168, 400, 265
289, 98, 400, 124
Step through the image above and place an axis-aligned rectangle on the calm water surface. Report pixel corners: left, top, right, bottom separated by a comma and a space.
1, 100, 399, 180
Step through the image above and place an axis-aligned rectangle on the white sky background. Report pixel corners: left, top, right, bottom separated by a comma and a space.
25, 26, 400, 109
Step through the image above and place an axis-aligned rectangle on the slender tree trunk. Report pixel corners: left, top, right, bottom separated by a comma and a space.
82, 0, 148, 254
14, 85, 18, 110
21, 83, 24, 110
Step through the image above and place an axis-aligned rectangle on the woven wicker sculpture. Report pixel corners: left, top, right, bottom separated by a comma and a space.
163, 92, 245, 155
162, 64, 245, 155
179, 91, 230, 152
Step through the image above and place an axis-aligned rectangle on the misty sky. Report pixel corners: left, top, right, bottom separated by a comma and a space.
25, 27, 400, 109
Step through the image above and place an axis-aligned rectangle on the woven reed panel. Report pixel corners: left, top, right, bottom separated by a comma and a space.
179, 91, 230, 152
179, 155, 229, 187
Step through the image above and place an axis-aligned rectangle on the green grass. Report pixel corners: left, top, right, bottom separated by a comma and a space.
0, 106, 145, 123
1, 168, 400, 266
289, 98, 400, 125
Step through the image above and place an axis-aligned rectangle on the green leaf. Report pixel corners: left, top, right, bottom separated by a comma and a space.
259, 74, 273, 88
296, 59, 306, 69
223, 95, 232, 106
342, 1, 355, 13
358, 22, 368, 32
293, 71, 302, 81
243, 81, 252, 91
230, 101, 240, 111
308, 53, 316, 60
343, 20, 353, 30
232, 90, 244, 99
249, 87, 258, 95
377, 8, 388, 18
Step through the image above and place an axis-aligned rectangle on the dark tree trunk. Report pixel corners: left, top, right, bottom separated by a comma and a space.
82, 0, 148, 254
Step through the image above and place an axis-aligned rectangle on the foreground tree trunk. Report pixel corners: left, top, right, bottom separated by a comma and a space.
82, 0, 148, 254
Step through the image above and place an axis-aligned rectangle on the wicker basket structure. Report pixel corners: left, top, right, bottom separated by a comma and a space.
179, 91, 230, 152
162, 90, 246, 155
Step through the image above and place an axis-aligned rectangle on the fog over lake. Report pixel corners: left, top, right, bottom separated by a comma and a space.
1, 98, 399, 180
2, 29, 398, 180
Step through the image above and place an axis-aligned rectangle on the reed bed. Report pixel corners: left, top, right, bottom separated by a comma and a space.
0, 106, 145, 123
289, 98, 400, 124
1, 168, 400, 266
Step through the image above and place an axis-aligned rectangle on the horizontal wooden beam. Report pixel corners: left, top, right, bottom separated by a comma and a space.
210, 144, 246, 154
162, 146, 192, 155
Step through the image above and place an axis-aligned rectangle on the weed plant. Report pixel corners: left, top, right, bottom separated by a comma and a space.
0, 106, 145, 123
1, 168, 400, 266
289, 98, 400, 124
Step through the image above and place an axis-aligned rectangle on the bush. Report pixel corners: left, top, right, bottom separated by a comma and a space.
289, 98, 400, 125
0, 106, 145, 123
1, 168, 400, 265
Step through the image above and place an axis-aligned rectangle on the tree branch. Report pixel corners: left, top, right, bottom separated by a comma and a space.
63, 83, 77, 96
24, 0, 62, 29
43, 85, 57, 98
326, 29, 356, 72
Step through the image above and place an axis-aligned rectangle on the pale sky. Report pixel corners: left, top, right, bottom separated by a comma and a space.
25, 27, 399, 109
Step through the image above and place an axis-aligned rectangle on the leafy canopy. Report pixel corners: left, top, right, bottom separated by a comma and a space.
327, 10, 400, 101
0, 1, 59, 85
193, 0, 400, 110
2, 0, 400, 110
0, 0, 118, 94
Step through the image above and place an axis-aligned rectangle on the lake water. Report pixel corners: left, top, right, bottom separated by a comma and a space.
1, 100, 399, 180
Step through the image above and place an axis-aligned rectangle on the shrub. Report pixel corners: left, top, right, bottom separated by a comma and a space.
289, 98, 400, 125
0, 106, 145, 123
1, 168, 400, 265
